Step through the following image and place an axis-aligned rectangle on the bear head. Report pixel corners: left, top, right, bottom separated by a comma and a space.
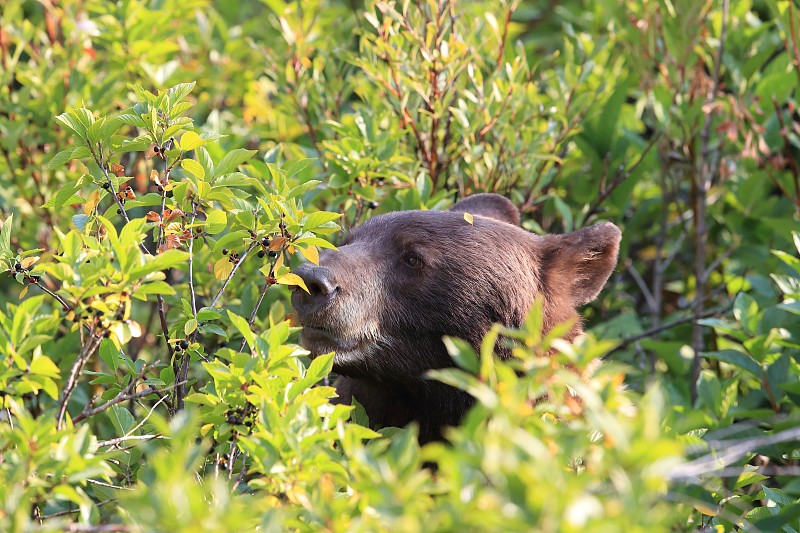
291, 193, 621, 442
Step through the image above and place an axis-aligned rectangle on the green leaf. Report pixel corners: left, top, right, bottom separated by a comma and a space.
214, 149, 257, 178
48, 148, 76, 168
196, 308, 221, 322
99, 339, 120, 374
213, 230, 249, 255
196, 146, 215, 178
184, 318, 198, 336
302, 211, 342, 231
108, 405, 136, 436
443, 336, 479, 374
702, 350, 762, 378
166, 82, 196, 107
307, 351, 334, 383
72, 214, 90, 231
129, 249, 190, 279
200, 323, 228, 339
227, 311, 255, 350
753, 502, 800, 532
0, 214, 12, 260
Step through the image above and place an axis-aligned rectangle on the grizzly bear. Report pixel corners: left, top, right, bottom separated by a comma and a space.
291, 194, 621, 444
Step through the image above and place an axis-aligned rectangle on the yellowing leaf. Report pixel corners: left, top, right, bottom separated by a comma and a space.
269, 236, 287, 251
179, 131, 205, 151
205, 210, 227, 234
693, 502, 718, 517
185, 318, 198, 335
276, 272, 309, 293
181, 158, 205, 180
84, 189, 101, 215
20, 257, 39, 269
463, 212, 474, 225
213, 257, 234, 280
299, 244, 319, 265
129, 320, 143, 338
19, 285, 29, 299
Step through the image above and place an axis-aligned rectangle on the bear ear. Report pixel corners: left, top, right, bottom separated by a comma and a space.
540, 222, 621, 306
449, 193, 520, 226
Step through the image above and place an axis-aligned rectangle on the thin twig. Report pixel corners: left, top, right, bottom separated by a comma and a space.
668, 425, 800, 480
625, 261, 657, 315
37, 500, 113, 521
690, 0, 729, 404
97, 434, 165, 448
238, 280, 271, 353
87, 478, 133, 491
72, 380, 186, 423
32, 280, 70, 309
57, 332, 103, 429
187, 207, 199, 316
209, 242, 259, 308
493, 1, 518, 71
584, 131, 662, 221
608, 305, 728, 355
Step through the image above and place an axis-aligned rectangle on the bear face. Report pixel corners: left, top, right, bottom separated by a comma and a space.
291, 194, 621, 443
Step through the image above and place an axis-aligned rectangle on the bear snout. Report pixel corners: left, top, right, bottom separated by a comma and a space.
292, 263, 340, 315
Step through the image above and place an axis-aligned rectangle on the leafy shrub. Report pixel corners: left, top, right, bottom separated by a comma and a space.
1, 0, 799, 531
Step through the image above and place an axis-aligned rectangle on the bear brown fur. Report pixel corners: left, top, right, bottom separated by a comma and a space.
291, 194, 621, 443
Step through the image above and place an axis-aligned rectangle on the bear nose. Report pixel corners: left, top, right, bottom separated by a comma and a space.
295, 263, 339, 299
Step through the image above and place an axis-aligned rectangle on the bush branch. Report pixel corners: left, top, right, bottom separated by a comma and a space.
56, 331, 103, 430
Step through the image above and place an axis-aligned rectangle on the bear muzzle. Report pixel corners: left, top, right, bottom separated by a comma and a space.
291, 263, 340, 314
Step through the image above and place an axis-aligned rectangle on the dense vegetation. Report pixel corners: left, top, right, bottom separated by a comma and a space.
1, 0, 799, 530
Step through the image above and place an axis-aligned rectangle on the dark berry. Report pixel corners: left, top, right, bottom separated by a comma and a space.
116, 209, 122, 214
14, 263, 21, 271
368, 201, 379, 209
179, 340, 189, 350
194, 436, 202, 445
227, 416, 238, 425
222, 248, 229, 255
261, 237, 269, 246
268, 250, 278, 258
257, 250, 265, 258
102, 183, 110, 190
95, 309, 103, 316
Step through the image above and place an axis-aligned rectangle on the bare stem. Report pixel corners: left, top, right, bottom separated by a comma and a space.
32, 280, 70, 309
187, 208, 199, 316
73, 379, 186, 424
690, 0, 729, 404
209, 242, 259, 309
238, 280, 272, 353
57, 332, 103, 429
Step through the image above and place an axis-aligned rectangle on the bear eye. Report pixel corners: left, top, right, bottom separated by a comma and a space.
402, 252, 423, 269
